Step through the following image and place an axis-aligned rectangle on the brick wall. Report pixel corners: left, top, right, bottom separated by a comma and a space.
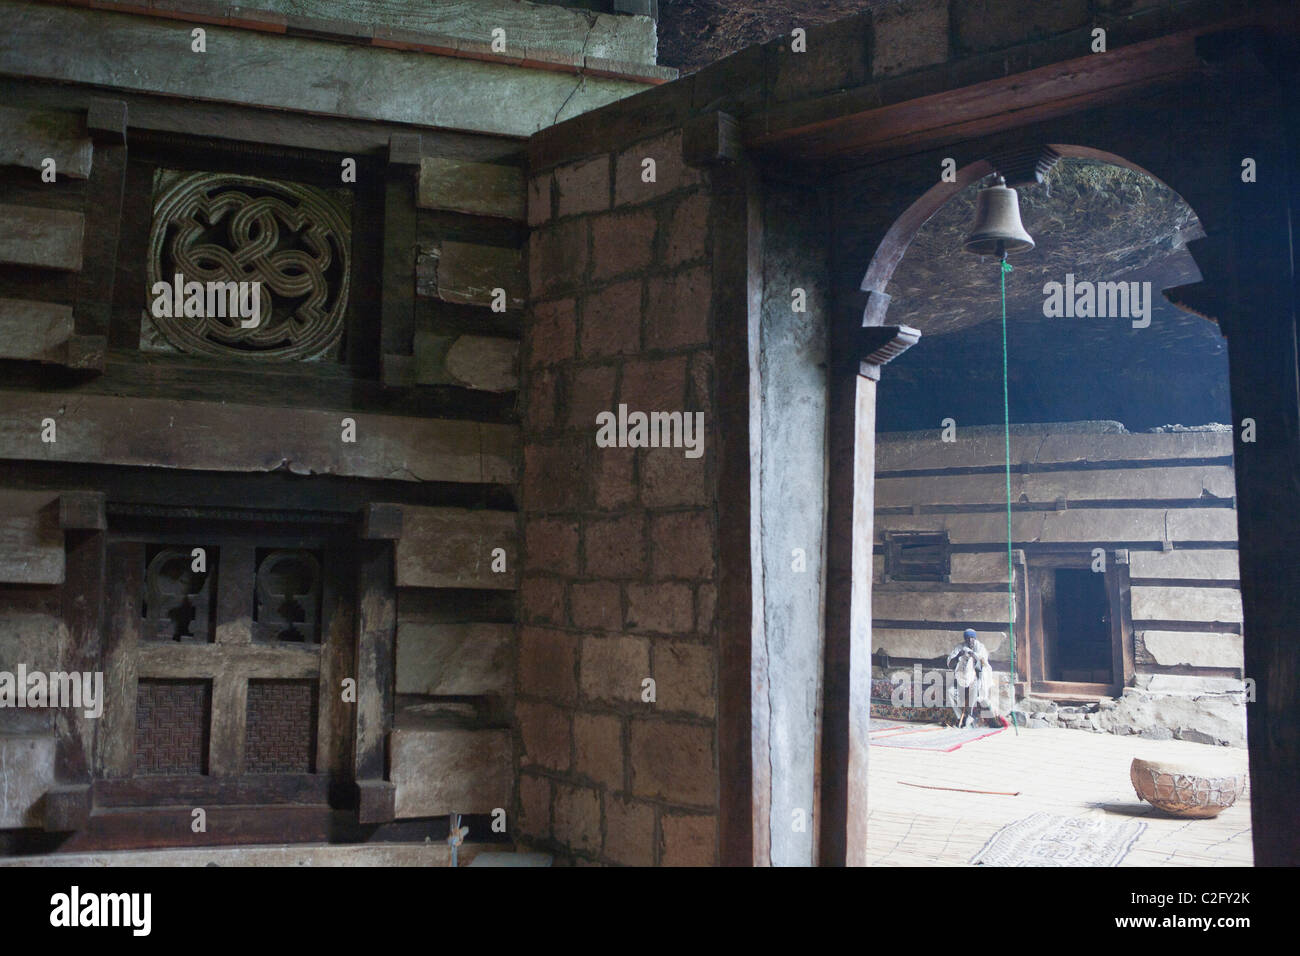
518, 128, 721, 865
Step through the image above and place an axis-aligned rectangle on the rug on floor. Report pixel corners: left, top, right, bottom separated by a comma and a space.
869, 720, 1005, 752
970, 812, 1147, 866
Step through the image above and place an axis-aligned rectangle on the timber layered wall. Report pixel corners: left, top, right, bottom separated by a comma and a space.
870, 425, 1246, 702
0, 0, 660, 847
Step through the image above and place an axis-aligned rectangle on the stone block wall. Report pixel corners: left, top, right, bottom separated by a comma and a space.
518, 128, 721, 865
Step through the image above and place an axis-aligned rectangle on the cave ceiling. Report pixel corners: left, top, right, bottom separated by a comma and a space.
886, 159, 1206, 339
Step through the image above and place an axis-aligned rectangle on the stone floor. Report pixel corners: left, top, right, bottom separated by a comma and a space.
867, 723, 1252, 866
0, 843, 549, 867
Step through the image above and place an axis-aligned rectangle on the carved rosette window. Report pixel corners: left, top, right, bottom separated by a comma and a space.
144, 171, 351, 361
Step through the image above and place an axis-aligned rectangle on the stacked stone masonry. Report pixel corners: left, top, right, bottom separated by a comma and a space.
519, 128, 719, 866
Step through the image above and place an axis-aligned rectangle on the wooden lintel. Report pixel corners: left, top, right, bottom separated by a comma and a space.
0, 391, 518, 484
744, 27, 1220, 165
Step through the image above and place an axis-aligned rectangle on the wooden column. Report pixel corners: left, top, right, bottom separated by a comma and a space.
46, 491, 106, 831
821, 320, 918, 866
1163, 30, 1300, 866
354, 522, 397, 824
700, 139, 756, 867
68, 99, 127, 371
380, 133, 420, 387
844, 373, 877, 866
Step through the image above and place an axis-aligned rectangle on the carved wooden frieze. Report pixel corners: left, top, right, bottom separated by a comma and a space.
143, 171, 351, 361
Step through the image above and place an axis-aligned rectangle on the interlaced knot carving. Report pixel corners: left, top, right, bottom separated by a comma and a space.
147, 172, 350, 361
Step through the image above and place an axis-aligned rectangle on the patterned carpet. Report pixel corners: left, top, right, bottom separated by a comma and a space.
970, 812, 1148, 866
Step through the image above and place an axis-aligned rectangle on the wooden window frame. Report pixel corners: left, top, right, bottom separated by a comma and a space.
98, 517, 357, 803
882, 530, 952, 583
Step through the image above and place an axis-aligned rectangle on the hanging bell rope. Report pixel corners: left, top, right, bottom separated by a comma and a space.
964, 173, 1035, 734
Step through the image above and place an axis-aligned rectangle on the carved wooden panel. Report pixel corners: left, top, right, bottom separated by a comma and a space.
245, 679, 317, 774
134, 679, 212, 776
143, 545, 216, 642
253, 549, 322, 643
143, 171, 351, 361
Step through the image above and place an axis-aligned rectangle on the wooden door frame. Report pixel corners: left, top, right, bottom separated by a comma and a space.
1023, 551, 1127, 699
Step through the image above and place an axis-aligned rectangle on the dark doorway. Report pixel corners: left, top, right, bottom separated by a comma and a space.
1050, 568, 1112, 683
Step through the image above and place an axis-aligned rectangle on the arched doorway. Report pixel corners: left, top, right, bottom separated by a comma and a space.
841, 149, 1250, 864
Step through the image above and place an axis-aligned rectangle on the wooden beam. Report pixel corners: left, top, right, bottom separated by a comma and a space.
745, 28, 1210, 164
0, 203, 85, 271
0, 391, 517, 484
0, 2, 652, 140
876, 430, 1234, 473
876, 507, 1238, 546
135, 642, 322, 680
56, 0, 661, 67
875, 465, 1237, 509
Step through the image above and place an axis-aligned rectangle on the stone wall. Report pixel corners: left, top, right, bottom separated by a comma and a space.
870, 423, 1247, 746
518, 128, 721, 864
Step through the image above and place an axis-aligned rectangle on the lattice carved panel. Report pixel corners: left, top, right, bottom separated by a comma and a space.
144, 170, 351, 361
134, 679, 212, 776
245, 680, 318, 774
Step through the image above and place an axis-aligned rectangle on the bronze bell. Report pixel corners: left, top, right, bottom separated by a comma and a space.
964, 175, 1034, 256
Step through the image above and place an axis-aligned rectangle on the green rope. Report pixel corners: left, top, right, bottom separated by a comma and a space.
1000, 253, 1018, 735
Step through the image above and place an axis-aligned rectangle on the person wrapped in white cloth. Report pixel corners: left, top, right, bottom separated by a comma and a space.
947, 627, 997, 727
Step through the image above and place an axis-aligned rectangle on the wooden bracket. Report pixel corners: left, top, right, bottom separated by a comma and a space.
683, 111, 741, 167
854, 324, 920, 380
